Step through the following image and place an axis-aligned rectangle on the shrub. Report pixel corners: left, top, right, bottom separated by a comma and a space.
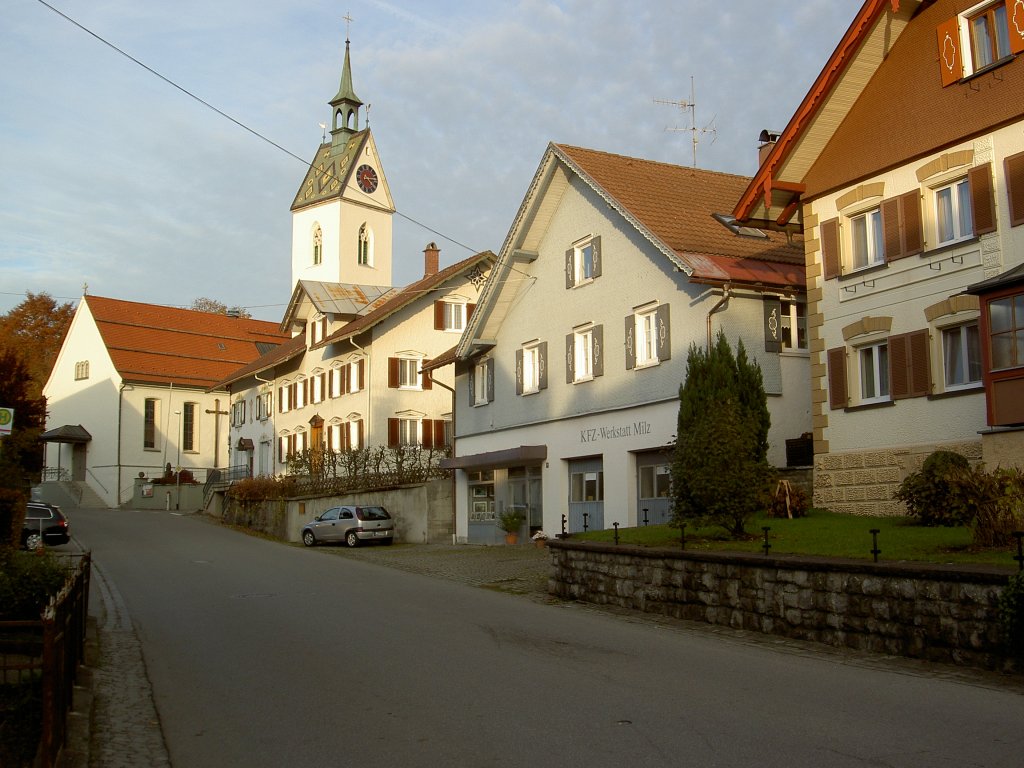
998, 571, 1024, 660
0, 487, 27, 548
956, 465, 1024, 549
672, 333, 773, 538
893, 450, 971, 526
0, 548, 69, 620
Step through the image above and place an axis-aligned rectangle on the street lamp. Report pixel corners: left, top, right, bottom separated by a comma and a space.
174, 410, 181, 511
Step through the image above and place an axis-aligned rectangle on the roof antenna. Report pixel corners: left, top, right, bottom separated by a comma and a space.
654, 76, 717, 168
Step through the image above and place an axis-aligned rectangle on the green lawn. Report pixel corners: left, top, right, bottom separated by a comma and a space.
574, 511, 1020, 569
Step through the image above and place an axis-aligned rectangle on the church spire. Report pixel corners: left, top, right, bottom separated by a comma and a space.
329, 36, 363, 154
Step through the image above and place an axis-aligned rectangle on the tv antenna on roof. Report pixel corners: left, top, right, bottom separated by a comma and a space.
654, 76, 717, 168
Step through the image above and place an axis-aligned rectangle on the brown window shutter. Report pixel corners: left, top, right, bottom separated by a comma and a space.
422, 369, 433, 390
1009, 0, 1024, 54
421, 420, 434, 448
593, 324, 603, 377
936, 16, 963, 87
1006, 151, 1024, 227
969, 163, 996, 235
821, 218, 840, 279
889, 330, 931, 400
655, 305, 671, 361
467, 303, 476, 321
433, 301, 445, 330
901, 191, 923, 256
591, 236, 602, 278
624, 314, 636, 370
882, 197, 902, 261
485, 359, 495, 402
387, 418, 399, 447
515, 349, 524, 395
327, 370, 335, 398
357, 359, 365, 390
565, 333, 575, 383
434, 420, 447, 447
356, 420, 364, 450
388, 357, 399, 388
565, 249, 575, 289
340, 365, 349, 394
827, 347, 848, 410
538, 341, 549, 389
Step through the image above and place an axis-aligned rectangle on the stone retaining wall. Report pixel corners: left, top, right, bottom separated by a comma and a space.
547, 540, 1015, 670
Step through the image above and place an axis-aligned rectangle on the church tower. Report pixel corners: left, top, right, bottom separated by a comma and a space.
289, 35, 395, 289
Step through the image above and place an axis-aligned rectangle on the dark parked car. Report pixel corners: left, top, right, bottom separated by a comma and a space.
302, 505, 395, 548
22, 502, 70, 550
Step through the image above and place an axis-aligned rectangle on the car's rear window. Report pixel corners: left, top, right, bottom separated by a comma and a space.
357, 506, 390, 520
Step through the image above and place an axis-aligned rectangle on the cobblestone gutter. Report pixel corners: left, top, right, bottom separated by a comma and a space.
547, 539, 1018, 671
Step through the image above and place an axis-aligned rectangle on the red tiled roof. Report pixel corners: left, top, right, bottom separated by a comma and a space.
555, 144, 804, 289
85, 295, 289, 390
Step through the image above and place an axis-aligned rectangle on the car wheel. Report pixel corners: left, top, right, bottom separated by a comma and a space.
381, 538, 394, 546
25, 532, 43, 550
302, 530, 316, 547
345, 531, 360, 548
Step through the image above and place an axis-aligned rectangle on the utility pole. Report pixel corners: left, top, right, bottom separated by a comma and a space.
655, 76, 717, 168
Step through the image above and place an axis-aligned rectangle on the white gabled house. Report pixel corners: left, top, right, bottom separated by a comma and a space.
42, 295, 287, 507
437, 143, 811, 544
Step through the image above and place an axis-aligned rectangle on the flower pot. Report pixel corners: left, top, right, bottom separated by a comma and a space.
533, 539, 546, 549
504, 532, 519, 545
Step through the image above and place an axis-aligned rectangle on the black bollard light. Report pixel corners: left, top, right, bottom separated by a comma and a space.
561, 514, 567, 536
1013, 531, 1024, 572
642, 508, 649, 526
762, 526, 771, 556
583, 512, 589, 533
613, 521, 620, 544
680, 522, 686, 551
870, 528, 881, 563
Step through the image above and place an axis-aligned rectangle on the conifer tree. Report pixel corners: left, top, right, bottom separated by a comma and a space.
671, 331, 773, 537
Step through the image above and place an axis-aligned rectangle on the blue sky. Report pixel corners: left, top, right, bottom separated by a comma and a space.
1, 0, 862, 321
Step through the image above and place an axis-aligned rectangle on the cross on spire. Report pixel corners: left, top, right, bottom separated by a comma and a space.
343, 11, 353, 41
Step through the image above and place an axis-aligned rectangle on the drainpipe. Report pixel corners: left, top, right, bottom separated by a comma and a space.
706, 284, 732, 349
349, 337, 369, 441
117, 382, 127, 507
426, 371, 457, 544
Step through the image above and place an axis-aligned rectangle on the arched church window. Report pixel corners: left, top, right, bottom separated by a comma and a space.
358, 224, 374, 266
313, 224, 323, 265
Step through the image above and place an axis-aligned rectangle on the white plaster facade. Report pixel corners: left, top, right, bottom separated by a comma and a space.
447, 144, 811, 543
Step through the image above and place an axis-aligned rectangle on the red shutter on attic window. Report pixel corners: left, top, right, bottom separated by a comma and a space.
433, 301, 445, 330
821, 218, 840, 279
969, 163, 997, 235
388, 357, 399, 388
936, 17, 963, 87
1004, 151, 1024, 227
1009, 0, 1024, 54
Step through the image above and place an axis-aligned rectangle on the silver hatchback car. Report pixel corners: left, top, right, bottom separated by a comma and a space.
302, 505, 395, 548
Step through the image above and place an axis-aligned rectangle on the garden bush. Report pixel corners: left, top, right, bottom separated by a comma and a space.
893, 450, 971, 526
0, 548, 69, 620
998, 571, 1024, 660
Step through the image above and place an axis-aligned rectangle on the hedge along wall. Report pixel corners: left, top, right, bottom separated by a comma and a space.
546, 540, 1016, 670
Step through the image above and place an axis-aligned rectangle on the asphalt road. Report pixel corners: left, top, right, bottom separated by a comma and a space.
72, 507, 1024, 768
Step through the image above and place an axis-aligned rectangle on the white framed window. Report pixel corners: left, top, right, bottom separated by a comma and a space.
256, 392, 272, 421
310, 315, 328, 345
358, 223, 373, 266
849, 207, 884, 270
74, 360, 89, 380
636, 309, 658, 366
942, 322, 982, 388
521, 344, 541, 394
859, 342, 890, 403
348, 360, 363, 393
934, 178, 974, 245
639, 464, 672, 500
565, 236, 602, 288
231, 400, 246, 427
399, 358, 420, 389
278, 382, 291, 414
312, 224, 322, 265
294, 379, 307, 409
781, 301, 807, 351
570, 470, 604, 502
310, 372, 324, 404
473, 360, 490, 405
182, 402, 198, 453
398, 418, 420, 446
443, 302, 465, 332
144, 398, 159, 450
962, 1, 1012, 73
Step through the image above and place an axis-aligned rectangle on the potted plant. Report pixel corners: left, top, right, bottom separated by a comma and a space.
531, 530, 550, 548
497, 508, 525, 544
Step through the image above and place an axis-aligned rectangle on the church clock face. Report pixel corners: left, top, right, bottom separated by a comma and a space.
356, 164, 378, 193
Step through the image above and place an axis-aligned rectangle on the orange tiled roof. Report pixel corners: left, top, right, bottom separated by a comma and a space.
85, 295, 289, 390
555, 144, 804, 289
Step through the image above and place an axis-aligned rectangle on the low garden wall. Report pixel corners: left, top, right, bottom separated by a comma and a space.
547, 539, 1017, 670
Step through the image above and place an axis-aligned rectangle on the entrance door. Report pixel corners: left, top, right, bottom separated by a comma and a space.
637, 451, 673, 525
259, 441, 271, 477
508, 466, 543, 534
568, 457, 604, 532
71, 444, 87, 482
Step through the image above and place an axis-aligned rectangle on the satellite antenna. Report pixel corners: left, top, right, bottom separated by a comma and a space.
654, 76, 717, 168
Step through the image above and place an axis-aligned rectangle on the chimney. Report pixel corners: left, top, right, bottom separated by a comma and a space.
758, 129, 781, 167
423, 242, 440, 277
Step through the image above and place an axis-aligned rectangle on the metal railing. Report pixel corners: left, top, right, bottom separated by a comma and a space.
203, 465, 252, 508
0, 552, 91, 768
